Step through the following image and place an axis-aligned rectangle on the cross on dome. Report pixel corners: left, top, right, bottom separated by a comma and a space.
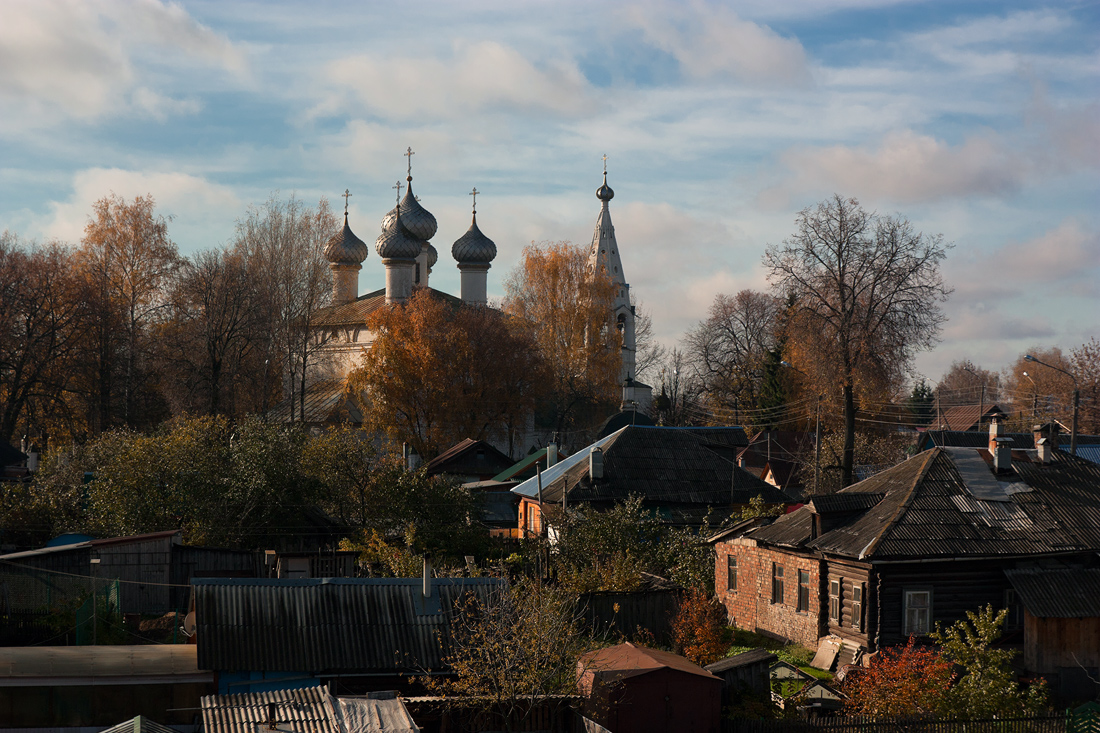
470, 187, 479, 213
342, 188, 352, 215
603, 153, 608, 174
405, 147, 415, 180
393, 180, 404, 204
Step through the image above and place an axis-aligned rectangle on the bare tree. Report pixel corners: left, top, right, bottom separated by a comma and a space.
632, 298, 665, 385
764, 196, 951, 487
232, 194, 337, 421
1071, 338, 1100, 435
935, 359, 1001, 409
684, 290, 780, 419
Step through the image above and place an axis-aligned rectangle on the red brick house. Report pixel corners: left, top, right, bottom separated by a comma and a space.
712, 423, 1100, 674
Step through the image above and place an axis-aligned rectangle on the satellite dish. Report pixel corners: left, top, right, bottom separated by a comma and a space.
182, 611, 196, 637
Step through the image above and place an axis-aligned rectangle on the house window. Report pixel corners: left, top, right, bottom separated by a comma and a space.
852, 583, 864, 631
772, 564, 785, 604
829, 580, 841, 624
904, 590, 932, 635
797, 570, 810, 612
727, 556, 738, 592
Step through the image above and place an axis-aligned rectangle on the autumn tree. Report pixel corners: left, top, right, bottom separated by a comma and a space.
671, 589, 732, 666
843, 636, 953, 718
685, 290, 781, 422
1071, 338, 1100, 434
504, 241, 621, 436
934, 359, 1001, 423
1003, 348, 1075, 428
349, 289, 547, 459
764, 196, 951, 487
0, 233, 89, 444
232, 194, 337, 422
931, 605, 1048, 719
426, 579, 586, 733
76, 194, 180, 432
159, 247, 265, 417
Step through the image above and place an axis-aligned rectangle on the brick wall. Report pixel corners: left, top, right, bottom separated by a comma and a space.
715, 538, 824, 648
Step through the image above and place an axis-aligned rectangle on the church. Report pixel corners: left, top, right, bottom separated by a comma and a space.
270, 151, 651, 447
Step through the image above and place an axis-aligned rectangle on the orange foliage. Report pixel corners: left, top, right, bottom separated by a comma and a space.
843, 636, 953, 718
670, 589, 730, 666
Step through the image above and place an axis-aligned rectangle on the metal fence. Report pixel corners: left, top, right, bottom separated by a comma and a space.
724, 715, 1070, 733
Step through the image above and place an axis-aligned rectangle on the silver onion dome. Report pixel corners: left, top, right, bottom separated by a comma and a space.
596, 171, 614, 202
375, 215, 422, 260
452, 212, 497, 264
380, 182, 438, 241
324, 213, 369, 265
423, 241, 438, 269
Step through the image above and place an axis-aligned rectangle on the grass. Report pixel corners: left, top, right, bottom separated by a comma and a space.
725, 627, 833, 682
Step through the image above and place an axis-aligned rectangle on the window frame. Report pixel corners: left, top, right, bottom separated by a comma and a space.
852, 583, 864, 631
727, 556, 738, 592
829, 579, 841, 624
797, 569, 810, 612
772, 563, 785, 604
903, 589, 932, 636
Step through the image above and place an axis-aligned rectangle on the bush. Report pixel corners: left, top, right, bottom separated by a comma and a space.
671, 589, 731, 666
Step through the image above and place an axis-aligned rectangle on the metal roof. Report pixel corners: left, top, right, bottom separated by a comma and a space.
424, 438, 513, 477
1005, 568, 1100, 618
0, 645, 208, 683
746, 447, 1100, 561
310, 287, 463, 328
265, 379, 363, 425
194, 577, 504, 674
937, 404, 1006, 432
705, 648, 778, 673
99, 716, 179, 733
581, 642, 721, 682
512, 426, 789, 518
202, 686, 420, 733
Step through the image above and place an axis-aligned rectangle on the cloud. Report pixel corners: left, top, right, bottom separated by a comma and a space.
321, 41, 593, 122
131, 88, 203, 121
0, 0, 246, 123
626, 0, 811, 85
42, 168, 241, 251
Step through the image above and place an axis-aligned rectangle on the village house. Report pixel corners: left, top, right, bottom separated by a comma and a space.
712, 420, 1100, 696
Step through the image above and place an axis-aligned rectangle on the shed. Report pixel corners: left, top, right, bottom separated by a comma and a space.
202, 685, 419, 733
578, 642, 722, 733
1006, 567, 1100, 698
706, 648, 777, 704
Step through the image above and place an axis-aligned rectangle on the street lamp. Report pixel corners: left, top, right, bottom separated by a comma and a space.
781, 361, 821, 494
1021, 371, 1037, 419
1024, 355, 1079, 456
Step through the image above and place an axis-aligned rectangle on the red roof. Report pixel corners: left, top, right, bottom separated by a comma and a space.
580, 642, 720, 682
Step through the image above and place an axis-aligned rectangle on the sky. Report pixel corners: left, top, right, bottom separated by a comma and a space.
1, 0, 1097, 385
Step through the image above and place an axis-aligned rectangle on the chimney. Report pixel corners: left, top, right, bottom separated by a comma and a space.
1036, 437, 1053, 464
988, 416, 1002, 454
589, 447, 604, 480
989, 416, 1012, 472
547, 442, 558, 467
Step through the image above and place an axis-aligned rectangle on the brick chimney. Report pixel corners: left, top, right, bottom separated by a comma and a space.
989, 416, 1012, 473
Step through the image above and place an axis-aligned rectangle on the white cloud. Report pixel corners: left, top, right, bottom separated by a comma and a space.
626, 0, 811, 85
0, 0, 246, 123
42, 168, 241, 251
131, 88, 203, 121
321, 41, 593, 122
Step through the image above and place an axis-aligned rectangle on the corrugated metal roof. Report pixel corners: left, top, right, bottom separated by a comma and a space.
266, 379, 363, 425
99, 716, 179, 733
1005, 568, 1100, 618
807, 494, 885, 514
747, 447, 1100, 560
938, 404, 1006, 432
511, 426, 789, 521
195, 577, 504, 674
202, 686, 337, 733
0, 645, 206, 680
705, 648, 777, 673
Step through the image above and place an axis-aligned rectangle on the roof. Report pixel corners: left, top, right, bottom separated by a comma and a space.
202, 686, 420, 733
424, 438, 514, 477
705, 648, 778, 673
597, 408, 656, 438
581, 642, 721, 683
1006, 568, 1100, 618
918, 430, 1100, 453
311, 287, 462, 328
0, 645, 208, 684
937, 404, 1006, 432
0, 529, 182, 561
1, 442, 28, 466
738, 431, 816, 491
194, 577, 504, 674
512, 426, 789, 519
265, 379, 364, 425
746, 446, 1100, 561
99, 717, 179, 733
492, 447, 570, 482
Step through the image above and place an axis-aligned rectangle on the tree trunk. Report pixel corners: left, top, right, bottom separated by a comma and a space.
843, 377, 856, 489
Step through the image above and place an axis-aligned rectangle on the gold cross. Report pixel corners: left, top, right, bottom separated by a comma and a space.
470, 187, 479, 212
342, 188, 351, 215
405, 147, 415, 177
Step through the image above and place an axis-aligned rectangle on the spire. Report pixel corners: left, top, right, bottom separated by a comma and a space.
589, 158, 623, 286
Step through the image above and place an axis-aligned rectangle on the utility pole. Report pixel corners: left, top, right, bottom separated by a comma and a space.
1025, 355, 1080, 456
815, 394, 822, 494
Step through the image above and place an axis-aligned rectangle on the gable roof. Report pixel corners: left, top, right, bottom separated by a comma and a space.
938, 404, 1006, 432
202, 686, 420, 733
492, 447, 570, 482
582, 642, 720, 682
424, 438, 513, 477
194, 577, 504, 674
511, 426, 789, 515
746, 447, 1100, 561
311, 287, 464, 328
705, 648, 778, 673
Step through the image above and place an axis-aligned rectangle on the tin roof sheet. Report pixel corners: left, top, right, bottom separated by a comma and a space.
1005, 568, 1100, 618
194, 577, 503, 674
706, 648, 778, 673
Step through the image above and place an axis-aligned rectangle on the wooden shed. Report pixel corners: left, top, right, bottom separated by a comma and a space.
705, 648, 777, 706
578, 642, 722, 733
1006, 568, 1100, 699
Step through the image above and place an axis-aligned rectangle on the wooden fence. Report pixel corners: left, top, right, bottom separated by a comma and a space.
724, 715, 1070, 733
577, 589, 682, 645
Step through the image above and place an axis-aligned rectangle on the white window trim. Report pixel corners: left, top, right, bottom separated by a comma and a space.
904, 589, 932, 636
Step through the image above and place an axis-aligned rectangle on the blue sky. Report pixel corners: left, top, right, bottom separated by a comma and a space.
1, 0, 1097, 384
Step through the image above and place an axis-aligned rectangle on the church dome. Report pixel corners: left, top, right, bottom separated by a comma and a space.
452, 213, 497, 264
596, 171, 614, 202
323, 213, 369, 265
380, 182, 437, 241
423, 241, 438, 269
375, 214, 422, 260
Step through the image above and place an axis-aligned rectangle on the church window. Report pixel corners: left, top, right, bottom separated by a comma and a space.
616, 314, 626, 333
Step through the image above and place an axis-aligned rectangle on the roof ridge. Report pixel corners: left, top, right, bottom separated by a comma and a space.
857, 448, 939, 560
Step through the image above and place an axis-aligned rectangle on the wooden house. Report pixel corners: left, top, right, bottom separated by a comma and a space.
705, 648, 777, 706
424, 438, 515, 483
712, 421, 1100, 688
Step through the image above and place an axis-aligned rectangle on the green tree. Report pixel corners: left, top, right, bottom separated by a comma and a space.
905, 379, 935, 427
931, 605, 1048, 719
